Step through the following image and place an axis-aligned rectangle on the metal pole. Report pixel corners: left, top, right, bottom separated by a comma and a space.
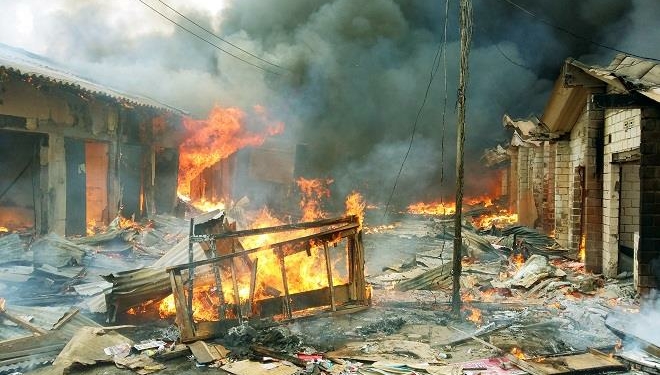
452, 0, 472, 316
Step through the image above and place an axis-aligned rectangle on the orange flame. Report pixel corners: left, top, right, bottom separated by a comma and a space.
510, 347, 527, 360
297, 177, 332, 222
510, 253, 525, 270
177, 105, 284, 197
157, 204, 351, 321
466, 307, 483, 325
344, 191, 365, 230
472, 211, 518, 229
0, 226, 8, 233
578, 233, 586, 262
188, 198, 226, 213
407, 201, 456, 215
465, 196, 494, 207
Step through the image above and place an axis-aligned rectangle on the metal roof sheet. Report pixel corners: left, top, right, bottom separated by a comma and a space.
0, 43, 187, 114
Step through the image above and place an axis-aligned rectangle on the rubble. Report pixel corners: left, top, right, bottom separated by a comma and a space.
0, 208, 655, 375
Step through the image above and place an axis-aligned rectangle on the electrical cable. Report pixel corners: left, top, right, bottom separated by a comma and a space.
382, 0, 451, 219
136, 0, 283, 76
155, 0, 289, 73
500, 0, 660, 62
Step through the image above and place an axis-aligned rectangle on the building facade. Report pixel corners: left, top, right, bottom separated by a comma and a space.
506, 54, 660, 294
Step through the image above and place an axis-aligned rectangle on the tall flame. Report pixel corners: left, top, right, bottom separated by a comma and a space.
177, 105, 284, 197
345, 191, 365, 230
296, 177, 332, 222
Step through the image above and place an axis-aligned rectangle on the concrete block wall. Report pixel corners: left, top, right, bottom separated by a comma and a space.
554, 140, 571, 247
603, 107, 642, 276
638, 106, 660, 294
542, 142, 556, 234
619, 163, 640, 250
532, 146, 545, 228
508, 148, 518, 212
568, 111, 587, 252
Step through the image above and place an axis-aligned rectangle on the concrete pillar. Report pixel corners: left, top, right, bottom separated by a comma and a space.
584, 97, 604, 273
47, 134, 66, 235
638, 106, 660, 294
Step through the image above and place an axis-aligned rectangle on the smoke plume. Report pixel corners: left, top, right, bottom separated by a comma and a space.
1, 0, 659, 208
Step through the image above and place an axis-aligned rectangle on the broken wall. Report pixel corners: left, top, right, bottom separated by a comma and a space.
0, 72, 183, 235
603, 106, 642, 277
638, 105, 660, 294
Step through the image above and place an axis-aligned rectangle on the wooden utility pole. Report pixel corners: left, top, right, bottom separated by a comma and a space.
452, 0, 472, 316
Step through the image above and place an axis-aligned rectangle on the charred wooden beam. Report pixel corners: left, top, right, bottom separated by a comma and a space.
191, 215, 357, 241
167, 222, 359, 273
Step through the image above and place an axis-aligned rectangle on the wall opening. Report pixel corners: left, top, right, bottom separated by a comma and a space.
85, 142, 109, 234
0, 129, 44, 233
618, 162, 640, 273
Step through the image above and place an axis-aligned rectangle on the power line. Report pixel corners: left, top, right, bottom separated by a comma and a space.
136, 0, 283, 76
500, 0, 660, 62
382, 0, 451, 219
155, 0, 289, 73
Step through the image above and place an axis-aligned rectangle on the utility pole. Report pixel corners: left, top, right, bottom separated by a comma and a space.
452, 0, 472, 316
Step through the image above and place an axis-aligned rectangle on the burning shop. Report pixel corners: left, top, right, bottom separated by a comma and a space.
0, 43, 186, 237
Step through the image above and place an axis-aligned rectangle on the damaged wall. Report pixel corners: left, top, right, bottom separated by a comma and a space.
0, 66, 184, 236
507, 56, 660, 294
603, 106, 642, 277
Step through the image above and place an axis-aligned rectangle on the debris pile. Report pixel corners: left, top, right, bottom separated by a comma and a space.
0, 211, 656, 375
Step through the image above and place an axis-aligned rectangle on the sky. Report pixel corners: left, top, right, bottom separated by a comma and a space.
1, 0, 659, 207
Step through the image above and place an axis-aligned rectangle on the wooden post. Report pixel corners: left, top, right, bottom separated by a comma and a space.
187, 219, 195, 324
452, 0, 472, 316
323, 242, 337, 311
277, 246, 292, 319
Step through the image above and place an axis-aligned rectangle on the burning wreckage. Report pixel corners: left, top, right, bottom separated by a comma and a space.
1, 193, 657, 375
0, 38, 659, 375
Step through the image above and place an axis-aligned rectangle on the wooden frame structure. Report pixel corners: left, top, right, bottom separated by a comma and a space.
166, 215, 369, 342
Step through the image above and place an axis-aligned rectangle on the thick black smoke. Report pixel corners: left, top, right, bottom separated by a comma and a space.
2, 0, 659, 208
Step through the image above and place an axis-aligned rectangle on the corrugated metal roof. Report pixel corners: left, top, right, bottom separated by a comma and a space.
0, 306, 102, 374
0, 43, 187, 114
570, 54, 660, 103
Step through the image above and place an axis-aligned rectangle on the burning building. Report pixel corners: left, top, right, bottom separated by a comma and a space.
505, 54, 660, 294
0, 43, 186, 236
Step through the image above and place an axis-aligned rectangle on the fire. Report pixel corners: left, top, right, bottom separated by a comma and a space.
157, 205, 350, 321
344, 192, 365, 230
510, 253, 525, 270
578, 233, 586, 262
472, 211, 518, 229
407, 201, 456, 216
188, 198, 226, 213
176, 105, 284, 197
86, 212, 140, 236
158, 294, 176, 318
465, 196, 494, 207
466, 307, 483, 325
510, 347, 527, 360
0, 226, 9, 233
297, 177, 332, 222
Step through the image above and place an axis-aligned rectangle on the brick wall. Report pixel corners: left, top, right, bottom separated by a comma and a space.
620, 163, 640, 250
568, 114, 586, 253
542, 142, 556, 234
509, 148, 518, 213
584, 98, 604, 273
532, 146, 544, 228
603, 107, 642, 276
639, 106, 660, 294
554, 140, 571, 247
